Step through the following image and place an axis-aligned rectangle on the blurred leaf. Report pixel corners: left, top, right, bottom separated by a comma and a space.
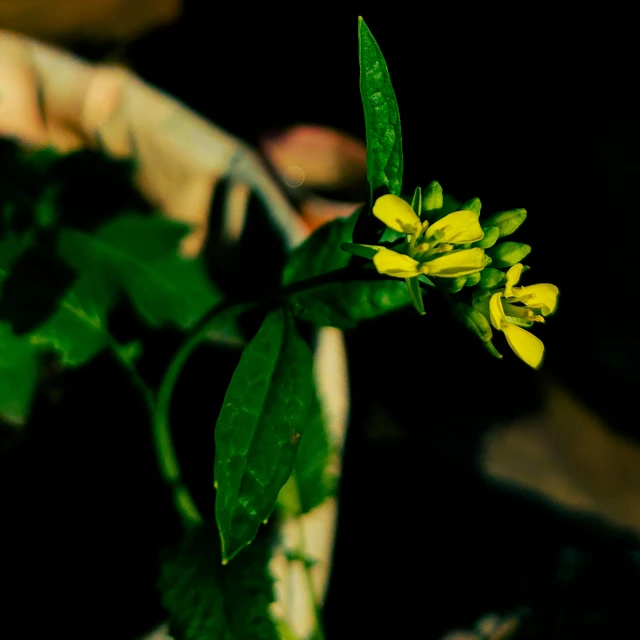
0, 323, 38, 426
59, 215, 224, 331
282, 213, 357, 285
159, 524, 279, 640
358, 17, 403, 197
30, 273, 112, 367
215, 308, 320, 562
288, 278, 411, 329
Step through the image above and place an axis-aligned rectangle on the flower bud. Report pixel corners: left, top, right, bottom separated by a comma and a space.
479, 267, 507, 289
486, 241, 531, 268
475, 225, 499, 249
482, 208, 527, 238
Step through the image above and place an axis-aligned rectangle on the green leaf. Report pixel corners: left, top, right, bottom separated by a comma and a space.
0, 323, 38, 425
293, 397, 332, 514
30, 273, 112, 366
159, 524, 279, 640
215, 308, 320, 562
283, 214, 357, 285
358, 16, 403, 197
288, 278, 411, 329
59, 215, 224, 330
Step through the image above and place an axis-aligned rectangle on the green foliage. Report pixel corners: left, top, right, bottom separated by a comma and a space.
284, 212, 411, 328
159, 524, 280, 640
0, 17, 557, 639
59, 215, 223, 330
282, 215, 357, 285
288, 278, 411, 329
0, 322, 38, 425
214, 308, 324, 562
358, 17, 403, 198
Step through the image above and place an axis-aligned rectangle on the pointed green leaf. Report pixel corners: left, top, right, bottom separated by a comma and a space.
215, 308, 320, 561
159, 524, 279, 640
359, 17, 403, 197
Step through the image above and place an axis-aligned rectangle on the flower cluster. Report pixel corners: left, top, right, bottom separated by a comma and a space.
343, 181, 559, 369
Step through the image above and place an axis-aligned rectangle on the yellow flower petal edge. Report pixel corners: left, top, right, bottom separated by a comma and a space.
489, 291, 505, 331
372, 194, 422, 235
373, 247, 421, 278
512, 283, 559, 316
502, 322, 545, 369
420, 247, 485, 277
425, 210, 484, 244
504, 263, 524, 297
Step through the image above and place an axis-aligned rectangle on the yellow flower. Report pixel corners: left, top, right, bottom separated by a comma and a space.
368, 194, 486, 279
486, 264, 559, 369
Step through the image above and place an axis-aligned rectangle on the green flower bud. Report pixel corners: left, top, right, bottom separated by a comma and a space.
460, 197, 481, 216
465, 272, 481, 287
483, 253, 492, 267
486, 241, 531, 268
422, 180, 443, 212
452, 303, 503, 359
475, 225, 499, 249
442, 276, 467, 293
479, 267, 507, 289
482, 208, 527, 238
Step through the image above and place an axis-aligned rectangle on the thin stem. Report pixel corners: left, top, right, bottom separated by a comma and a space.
109, 342, 202, 527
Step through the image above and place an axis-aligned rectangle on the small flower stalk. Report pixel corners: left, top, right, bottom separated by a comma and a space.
342, 180, 559, 369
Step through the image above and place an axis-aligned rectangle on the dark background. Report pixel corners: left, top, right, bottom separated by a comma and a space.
3, 6, 640, 639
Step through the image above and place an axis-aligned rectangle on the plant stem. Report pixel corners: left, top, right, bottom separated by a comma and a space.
109, 342, 202, 528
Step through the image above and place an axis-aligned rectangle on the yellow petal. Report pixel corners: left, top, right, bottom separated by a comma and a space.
512, 283, 559, 315
373, 247, 421, 278
425, 210, 484, 244
504, 263, 524, 297
372, 194, 422, 235
502, 322, 545, 369
420, 247, 485, 278
489, 292, 505, 330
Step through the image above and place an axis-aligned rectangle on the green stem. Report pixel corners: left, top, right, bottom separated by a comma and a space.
109, 342, 202, 527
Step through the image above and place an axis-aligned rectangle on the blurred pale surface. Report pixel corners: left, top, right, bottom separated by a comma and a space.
0, 0, 180, 42
482, 378, 640, 538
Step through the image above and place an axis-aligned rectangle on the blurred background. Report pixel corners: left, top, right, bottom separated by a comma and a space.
1, 3, 639, 638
